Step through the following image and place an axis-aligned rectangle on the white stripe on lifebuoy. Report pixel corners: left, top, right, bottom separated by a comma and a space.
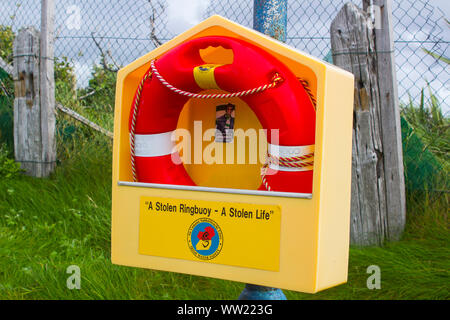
268, 143, 315, 158
268, 163, 313, 172
132, 131, 176, 157
268, 143, 314, 172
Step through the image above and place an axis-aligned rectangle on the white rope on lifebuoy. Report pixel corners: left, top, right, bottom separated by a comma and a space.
150, 59, 283, 99
261, 144, 315, 191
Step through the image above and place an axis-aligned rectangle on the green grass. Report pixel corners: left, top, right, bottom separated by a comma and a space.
0, 72, 448, 299
0, 134, 448, 300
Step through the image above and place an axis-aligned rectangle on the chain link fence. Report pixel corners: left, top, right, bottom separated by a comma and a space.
0, 1, 447, 106
0, 0, 448, 195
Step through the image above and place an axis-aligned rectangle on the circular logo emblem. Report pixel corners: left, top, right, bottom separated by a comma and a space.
187, 218, 223, 260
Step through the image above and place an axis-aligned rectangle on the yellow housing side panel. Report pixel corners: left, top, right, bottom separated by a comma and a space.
314, 67, 354, 291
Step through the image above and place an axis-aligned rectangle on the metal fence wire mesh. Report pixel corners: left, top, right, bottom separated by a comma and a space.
0, 0, 448, 194
0, 0, 448, 107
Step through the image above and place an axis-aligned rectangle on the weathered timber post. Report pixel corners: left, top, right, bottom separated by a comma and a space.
39, 0, 56, 176
362, 0, 406, 241
13, 0, 56, 177
237, 0, 289, 300
13, 28, 44, 176
330, 2, 405, 246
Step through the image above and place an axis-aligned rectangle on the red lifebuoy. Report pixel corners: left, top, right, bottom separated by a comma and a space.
129, 36, 316, 193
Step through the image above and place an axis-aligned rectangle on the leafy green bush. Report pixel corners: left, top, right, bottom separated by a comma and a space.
0, 68, 13, 150
400, 85, 448, 237
0, 25, 14, 63
0, 143, 22, 179
401, 117, 441, 190
401, 85, 449, 191
52, 58, 116, 163
54, 56, 77, 105
401, 86, 449, 160
78, 58, 117, 114
0, 26, 14, 150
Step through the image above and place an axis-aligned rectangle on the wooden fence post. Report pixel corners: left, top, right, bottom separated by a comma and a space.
362, 0, 406, 241
39, 0, 57, 176
13, 28, 46, 176
12, 0, 56, 177
330, 2, 405, 245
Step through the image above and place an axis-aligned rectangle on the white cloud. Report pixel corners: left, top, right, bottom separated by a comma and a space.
433, 0, 450, 18
73, 61, 92, 88
166, 0, 210, 34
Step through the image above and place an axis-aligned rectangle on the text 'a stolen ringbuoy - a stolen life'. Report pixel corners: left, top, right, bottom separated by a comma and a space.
145, 200, 274, 220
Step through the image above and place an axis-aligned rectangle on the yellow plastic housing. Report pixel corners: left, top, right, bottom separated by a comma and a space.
111, 15, 354, 293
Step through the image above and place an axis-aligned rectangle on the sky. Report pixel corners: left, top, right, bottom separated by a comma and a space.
0, 0, 448, 113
